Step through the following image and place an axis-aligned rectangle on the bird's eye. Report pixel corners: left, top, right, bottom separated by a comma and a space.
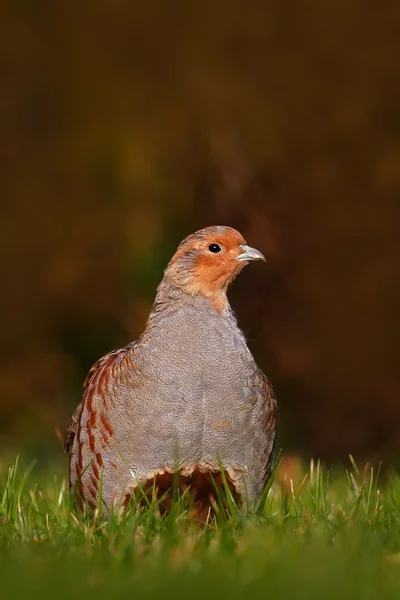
208, 243, 221, 253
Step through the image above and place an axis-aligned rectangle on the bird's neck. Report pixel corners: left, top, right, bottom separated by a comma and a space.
153, 277, 229, 313
140, 280, 239, 352
141, 281, 230, 341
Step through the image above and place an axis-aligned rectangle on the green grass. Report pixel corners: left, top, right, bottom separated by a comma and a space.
1, 456, 400, 599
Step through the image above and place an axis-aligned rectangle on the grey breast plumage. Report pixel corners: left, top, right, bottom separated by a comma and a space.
67, 291, 277, 509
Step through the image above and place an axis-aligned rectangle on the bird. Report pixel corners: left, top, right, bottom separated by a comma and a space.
65, 225, 277, 517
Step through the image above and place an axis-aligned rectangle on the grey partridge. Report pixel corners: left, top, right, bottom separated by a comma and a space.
65, 226, 277, 515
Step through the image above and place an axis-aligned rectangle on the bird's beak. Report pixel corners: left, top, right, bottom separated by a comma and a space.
235, 244, 266, 262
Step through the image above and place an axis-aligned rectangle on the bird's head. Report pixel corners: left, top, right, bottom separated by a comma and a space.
160, 226, 265, 311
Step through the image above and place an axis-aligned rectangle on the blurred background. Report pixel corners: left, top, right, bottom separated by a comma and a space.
1, 0, 399, 467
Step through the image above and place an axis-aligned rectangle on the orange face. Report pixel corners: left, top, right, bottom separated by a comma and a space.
164, 226, 265, 311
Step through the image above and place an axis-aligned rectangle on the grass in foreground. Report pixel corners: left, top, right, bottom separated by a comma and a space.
1, 456, 400, 599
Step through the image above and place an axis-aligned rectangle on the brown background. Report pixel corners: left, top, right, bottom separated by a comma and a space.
1, 0, 399, 464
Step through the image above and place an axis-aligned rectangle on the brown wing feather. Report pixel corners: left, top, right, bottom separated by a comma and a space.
64, 402, 83, 454
64, 344, 136, 455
